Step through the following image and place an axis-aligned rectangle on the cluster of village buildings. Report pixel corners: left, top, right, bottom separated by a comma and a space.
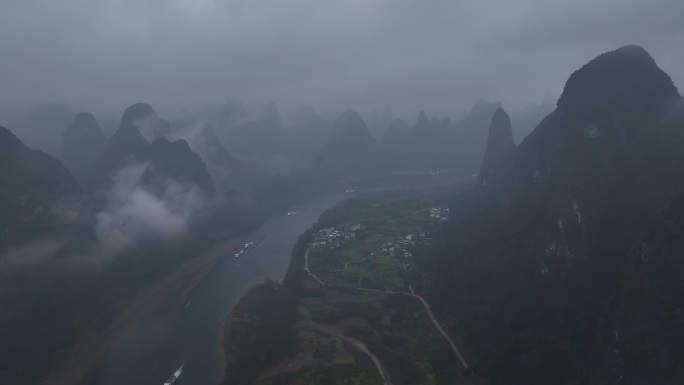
429, 206, 450, 220
309, 207, 449, 273
310, 223, 362, 251
378, 232, 434, 271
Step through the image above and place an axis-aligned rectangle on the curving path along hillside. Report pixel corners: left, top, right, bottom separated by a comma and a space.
355, 286, 468, 370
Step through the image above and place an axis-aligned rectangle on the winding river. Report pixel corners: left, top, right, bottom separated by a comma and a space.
92, 192, 348, 385
91, 175, 467, 385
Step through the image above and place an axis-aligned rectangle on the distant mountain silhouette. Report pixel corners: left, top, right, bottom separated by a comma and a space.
219, 100, 248, 125
366, 108, 395, 139
456, 99, 503, 134
380, 101, 501, 173
88, 103, 153, 186
477, 108, 516, 186
283, 108, 331, 152
510, 95, 555, 142
88, 103, 215, 194
61, 113, 107, 182
411, 110, 432, 138
425, 45, 684, 384
452, 99, 503, 169
0, 125, 80, 251
316, 109, 380, 173
140, 137, 215, 195
193, 124, 242, 170
219, 102, 283, 156
183, 124, 253, 197
0, 103, 74, 157
381, 118, 411, 145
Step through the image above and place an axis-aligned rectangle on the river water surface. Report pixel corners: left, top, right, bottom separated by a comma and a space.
93, 192, 348, 385
92, 176, 466, 385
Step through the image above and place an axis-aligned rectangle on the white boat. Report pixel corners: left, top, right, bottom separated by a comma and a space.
184, 302, 190, 309
234, 253, 239, 258
163, 363, 184, 385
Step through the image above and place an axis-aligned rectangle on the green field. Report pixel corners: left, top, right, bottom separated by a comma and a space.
223, 189, 479, 385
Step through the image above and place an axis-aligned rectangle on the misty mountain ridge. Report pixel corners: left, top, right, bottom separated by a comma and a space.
557, 44, 678, 119
381, 117, 411, 145
509, 94, 555, 143
180, 124, 254, 199
374, 100, 502, 172
477, 107, 516, 186
87, 103, 153, 186
425, 44, 684, 384
190, 124, 243, 171
365, 107, 395, 139
0, 125, 81, 253
281, 107, 332, 153
61, 112, 107, 182
411, 110, 441, 139
139, 137, 216, 196
316, 109, 381, 173
0, 103, 75, 157
84, 103, 221, 195
218, 101, 283, 156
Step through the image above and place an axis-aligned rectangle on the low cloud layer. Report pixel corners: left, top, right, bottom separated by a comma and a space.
0, 162, 209, 272
93, 163, 206, 256
0, 237, 67, 271
1, 0, 683, 119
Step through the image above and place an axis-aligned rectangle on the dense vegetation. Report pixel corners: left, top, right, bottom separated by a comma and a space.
417, 46, 684, 384
221, 230, 312, 385
221, 189, 478, 385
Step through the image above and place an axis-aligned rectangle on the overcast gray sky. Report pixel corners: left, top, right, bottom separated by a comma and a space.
1, 0, 683, 119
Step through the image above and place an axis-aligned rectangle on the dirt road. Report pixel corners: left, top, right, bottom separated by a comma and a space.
409, 286, 468, 369
299, 321, 393, 385
355, 286, 469, 369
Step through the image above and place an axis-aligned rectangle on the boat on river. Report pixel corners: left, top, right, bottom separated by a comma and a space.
163, 363, 184, 385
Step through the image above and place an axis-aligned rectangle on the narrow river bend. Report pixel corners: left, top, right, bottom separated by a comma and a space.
92, 176, 465, 385
93, 193, 348, 385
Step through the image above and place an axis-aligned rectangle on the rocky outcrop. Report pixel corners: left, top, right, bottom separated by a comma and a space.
0, 126, 81, 251
316, 109, 380, 173
477, 108, 516, 186
140, 137, 215, 195
88, 103, 216, 195
87, 103, 153, 187
557, 45, 678, 120
426, 45, 684, 384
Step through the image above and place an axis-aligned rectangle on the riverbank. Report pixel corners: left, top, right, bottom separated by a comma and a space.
42, 235, 247, 385
220, 187, 483, 384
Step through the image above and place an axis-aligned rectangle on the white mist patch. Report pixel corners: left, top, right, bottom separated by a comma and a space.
133, 112, 159, 142
94, 163, 205, 256
1, 163, 210, 272
0, 237, 66, 270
